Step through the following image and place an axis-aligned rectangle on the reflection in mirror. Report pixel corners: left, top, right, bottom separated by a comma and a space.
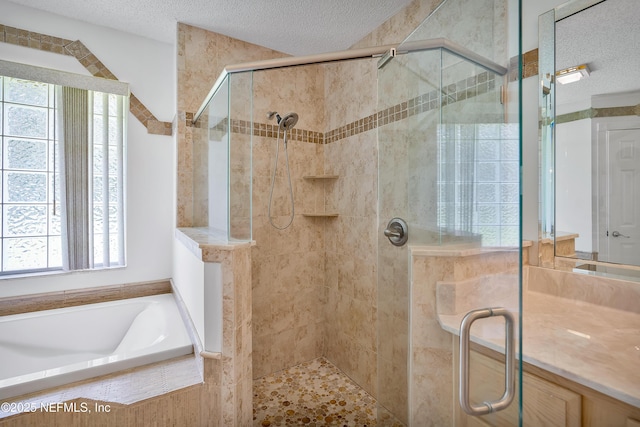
541, 0, 640, 275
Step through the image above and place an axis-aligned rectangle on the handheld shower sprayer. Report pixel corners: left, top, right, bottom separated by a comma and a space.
266, 109, 299, 230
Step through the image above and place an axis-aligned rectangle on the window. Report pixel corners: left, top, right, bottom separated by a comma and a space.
0, 71, 127, 275
0, 77, 59, 272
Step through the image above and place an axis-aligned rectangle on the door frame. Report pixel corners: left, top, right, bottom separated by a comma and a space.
593, 115, 640, 263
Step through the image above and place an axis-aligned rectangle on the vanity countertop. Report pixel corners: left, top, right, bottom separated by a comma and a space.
438, 290, 640, 408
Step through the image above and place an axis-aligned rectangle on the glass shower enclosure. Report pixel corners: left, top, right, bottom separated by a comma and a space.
376, 0, 522, 425
189, 0, 523, 423
192, 71, 253, 242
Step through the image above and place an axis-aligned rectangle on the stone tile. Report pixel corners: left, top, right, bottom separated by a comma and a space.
253, 358, 403, 427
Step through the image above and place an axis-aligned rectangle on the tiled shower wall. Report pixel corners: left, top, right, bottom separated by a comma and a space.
177, 22, 328, 383
323, 58, 379, 396
176, 23, 287, 228
250, 65, 327, 378
177, 1, 442, 397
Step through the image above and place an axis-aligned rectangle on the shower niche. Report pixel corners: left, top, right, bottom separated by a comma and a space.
301, 174, 339, 217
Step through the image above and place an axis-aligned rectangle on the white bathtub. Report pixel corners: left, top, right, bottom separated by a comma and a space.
0, 294, 193, 400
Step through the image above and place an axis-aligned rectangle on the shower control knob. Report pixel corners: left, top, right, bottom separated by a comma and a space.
384, 218, 408, 246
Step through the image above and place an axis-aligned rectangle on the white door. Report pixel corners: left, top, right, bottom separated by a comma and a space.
606, 128, 640, 266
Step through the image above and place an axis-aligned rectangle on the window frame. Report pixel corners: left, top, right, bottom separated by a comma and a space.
0, 60, 129, 277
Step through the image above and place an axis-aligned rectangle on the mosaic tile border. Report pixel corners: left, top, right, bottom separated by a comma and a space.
557, 104, 640, 124
509, 48, 538, 82
195, 69, 499, 146
0, 24, 172, 136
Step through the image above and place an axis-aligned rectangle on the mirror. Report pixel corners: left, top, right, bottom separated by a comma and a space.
539, 0, 640, 277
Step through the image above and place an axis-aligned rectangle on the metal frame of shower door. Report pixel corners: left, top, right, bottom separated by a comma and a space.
192, 38, 508, 123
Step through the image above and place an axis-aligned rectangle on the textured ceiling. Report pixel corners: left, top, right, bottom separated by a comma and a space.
556, 0, 640, 105
6, 0, 414, 56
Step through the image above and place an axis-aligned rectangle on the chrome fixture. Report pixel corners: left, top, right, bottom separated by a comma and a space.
384, 217, 408, 246
267, 111, 298, 230
267, 111, 299, 131
377, 48, 396, 69
611, 230, 631, 238
193, 38, 507, 123
459, 307, 515, 416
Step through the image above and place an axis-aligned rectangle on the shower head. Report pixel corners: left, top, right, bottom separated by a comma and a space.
278, 112, 298, 131
267, 111, 299, 131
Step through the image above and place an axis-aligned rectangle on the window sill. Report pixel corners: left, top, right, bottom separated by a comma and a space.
0, 265, 126, 281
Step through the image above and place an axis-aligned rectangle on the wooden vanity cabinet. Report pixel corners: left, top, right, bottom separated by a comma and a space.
454, 342, 581, 427
453, 342, 640, 427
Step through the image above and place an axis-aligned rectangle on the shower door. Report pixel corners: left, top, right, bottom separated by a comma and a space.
376, 44, 523, 426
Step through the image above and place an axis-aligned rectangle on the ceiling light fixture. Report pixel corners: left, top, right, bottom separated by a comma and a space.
556, 64, 590, 84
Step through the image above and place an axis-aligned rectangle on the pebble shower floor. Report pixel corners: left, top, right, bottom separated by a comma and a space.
253, 357, 404, 426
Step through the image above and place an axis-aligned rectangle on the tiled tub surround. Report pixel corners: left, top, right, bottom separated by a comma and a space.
0, 294, 193, 400
0, 280, 171, 316
0, 355, 204, 425
0, 282, 207, 424
175, 228, 254, 426
436, 263, 640, 409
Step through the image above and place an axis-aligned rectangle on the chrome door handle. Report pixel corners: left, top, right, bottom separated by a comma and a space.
384, 217, 408, 246
611, 231, 630, 238
459, 308, 515, 416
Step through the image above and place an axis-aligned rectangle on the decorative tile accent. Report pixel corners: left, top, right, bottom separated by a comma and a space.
0, 280, 172, 316
147, 119, 174, 136
0, 356, 204, 424
63, 40, 92, 60
0, 25, 172, 135
508, 48, 538, 82
129, 94, 158, 127
253, 358, 403, 426
557, 104, 640, 124
523, 48, 539, 79
77, 53, 118, 80
196, 70, 498, 146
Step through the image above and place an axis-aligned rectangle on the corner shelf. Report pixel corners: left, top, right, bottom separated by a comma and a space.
301, 175, 339, 217
303, 175, 339, 180
302, 212, 339, 218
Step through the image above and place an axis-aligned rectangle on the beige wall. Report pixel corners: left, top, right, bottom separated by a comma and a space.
176, 23, 287, 227
251, 64, 327, 378
322, 2, 442, 408
177, 22, 329, 379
